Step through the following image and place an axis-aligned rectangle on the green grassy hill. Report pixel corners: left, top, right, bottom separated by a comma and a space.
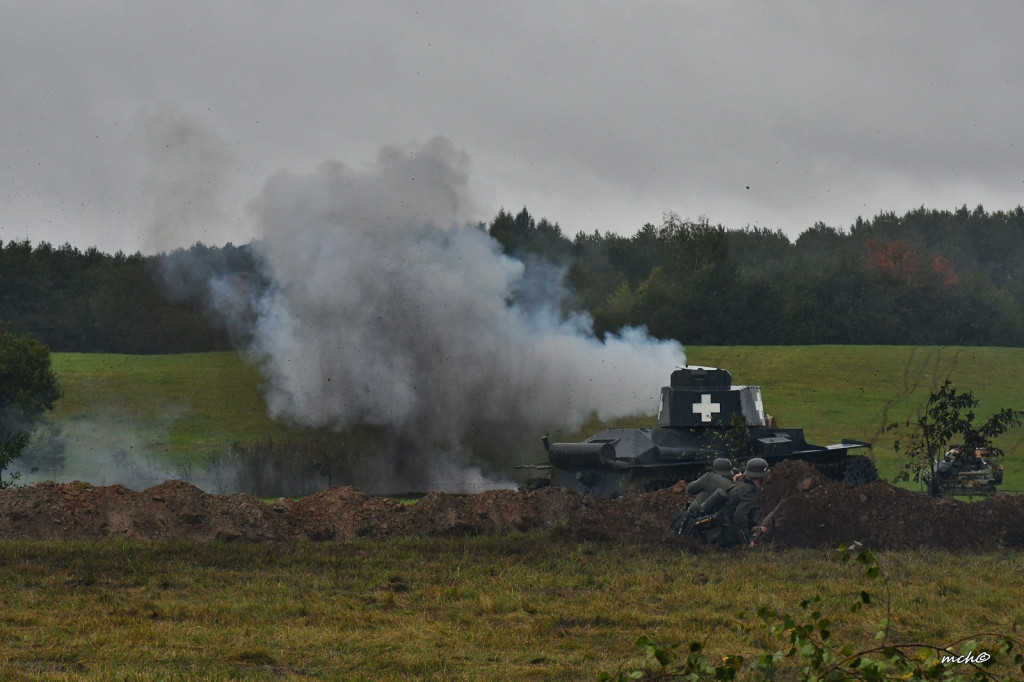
46, 346, 1024, 488
50, 352, 296, 460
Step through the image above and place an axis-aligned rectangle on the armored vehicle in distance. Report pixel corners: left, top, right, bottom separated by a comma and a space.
930, 446, 1003, 496
541, 366, 875, 498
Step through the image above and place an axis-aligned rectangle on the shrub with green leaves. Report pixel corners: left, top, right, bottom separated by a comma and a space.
0, 323, 61, 487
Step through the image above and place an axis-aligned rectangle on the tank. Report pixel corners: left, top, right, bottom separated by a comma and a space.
539, 365, 876, 498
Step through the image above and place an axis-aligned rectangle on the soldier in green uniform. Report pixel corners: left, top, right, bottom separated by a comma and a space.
686, 458, 736, 507
721, 457, 770, 548
667, 458, 735, 538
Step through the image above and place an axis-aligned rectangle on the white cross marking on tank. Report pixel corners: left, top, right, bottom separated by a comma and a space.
754, 390, 764, 420
693, 393, 721, 422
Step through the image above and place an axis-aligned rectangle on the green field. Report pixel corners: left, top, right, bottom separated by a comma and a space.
49, 352, 296, 458
45, 346, 1024, 488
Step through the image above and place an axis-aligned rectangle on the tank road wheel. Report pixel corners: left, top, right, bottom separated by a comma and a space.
842, 455, 878, 487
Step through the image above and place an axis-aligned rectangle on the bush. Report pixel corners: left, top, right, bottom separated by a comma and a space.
0, 324, 62, 487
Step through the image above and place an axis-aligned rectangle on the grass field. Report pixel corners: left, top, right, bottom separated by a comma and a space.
0, 536, 1021, 680
48, 352, 297, 459
7, 348, 1023, 680
46, 346, 1024, 488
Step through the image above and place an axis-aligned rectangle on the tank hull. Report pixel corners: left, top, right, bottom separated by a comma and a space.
547, 426, 872, 497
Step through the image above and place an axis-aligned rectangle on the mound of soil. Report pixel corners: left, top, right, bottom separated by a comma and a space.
759, 460, 1024, 550
2, 461, 1023, 549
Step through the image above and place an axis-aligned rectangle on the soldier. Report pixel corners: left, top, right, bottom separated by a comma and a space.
667, 458, 735, 538
687, 458, 735, 507
721, 457, 770, 547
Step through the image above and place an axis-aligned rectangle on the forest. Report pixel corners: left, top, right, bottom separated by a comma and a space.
1, 204, 1023, 353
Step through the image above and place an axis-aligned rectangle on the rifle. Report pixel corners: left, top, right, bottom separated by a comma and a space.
749, 498, 787, 546
665, 505, 695, 538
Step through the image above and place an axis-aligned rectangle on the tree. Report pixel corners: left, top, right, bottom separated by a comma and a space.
890, 381, 1024, 495
0, 324, 62, 487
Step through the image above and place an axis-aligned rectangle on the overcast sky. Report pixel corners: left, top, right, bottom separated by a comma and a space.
3, 1, 1022, 254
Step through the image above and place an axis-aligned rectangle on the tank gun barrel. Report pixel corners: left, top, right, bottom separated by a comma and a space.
547, 441, 618, 471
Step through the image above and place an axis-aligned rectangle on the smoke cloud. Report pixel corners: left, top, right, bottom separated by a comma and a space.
13, 410, 234, 492
202, 137, 684, 492
136, 102, 236, 253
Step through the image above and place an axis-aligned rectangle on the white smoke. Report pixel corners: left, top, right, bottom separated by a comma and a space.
13, 409, 227, 492
221, 137, 684, 492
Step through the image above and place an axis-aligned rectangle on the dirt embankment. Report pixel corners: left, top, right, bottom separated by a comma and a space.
2, 461, 1022, 549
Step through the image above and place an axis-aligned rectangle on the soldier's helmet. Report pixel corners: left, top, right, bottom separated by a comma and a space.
743, 457, 770, 478
712, 458, 734, 476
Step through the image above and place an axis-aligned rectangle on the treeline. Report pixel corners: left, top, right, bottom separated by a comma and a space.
2, 204, 1023, 352
0, 241, 237, 353
491, 204, 1024, 346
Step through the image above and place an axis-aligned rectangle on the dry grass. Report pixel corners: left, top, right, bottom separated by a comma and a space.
0, 535, 1021, 680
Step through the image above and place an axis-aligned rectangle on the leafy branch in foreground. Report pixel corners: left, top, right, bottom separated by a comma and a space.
600, 543, 1024, 681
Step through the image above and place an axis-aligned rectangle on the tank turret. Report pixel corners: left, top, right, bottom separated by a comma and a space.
657, 367, 764, 428
537, 366, 875, 498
